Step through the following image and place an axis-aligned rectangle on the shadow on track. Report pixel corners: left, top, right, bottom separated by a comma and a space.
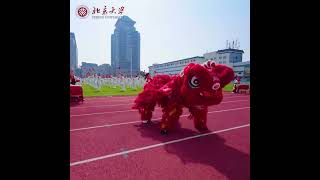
134, 122, 250, 180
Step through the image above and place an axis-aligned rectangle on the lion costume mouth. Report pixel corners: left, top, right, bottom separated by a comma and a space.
199, 91, 222, 99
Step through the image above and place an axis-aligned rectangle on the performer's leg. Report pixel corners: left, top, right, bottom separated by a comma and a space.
160, 106, 183, 134
189, 106, 209, 131
139, 108, 153, 124
160, 112, 169, 134
232, 84, 237, 93
167, 107, 183, 129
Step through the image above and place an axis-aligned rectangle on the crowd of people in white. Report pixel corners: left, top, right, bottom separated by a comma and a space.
75, 76, 147, 91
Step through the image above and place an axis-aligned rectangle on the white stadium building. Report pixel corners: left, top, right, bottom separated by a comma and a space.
148, 56, 206, 76
148, 48, 250, 81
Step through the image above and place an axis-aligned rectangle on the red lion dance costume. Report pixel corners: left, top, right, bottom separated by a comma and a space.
132, 61, 235, 134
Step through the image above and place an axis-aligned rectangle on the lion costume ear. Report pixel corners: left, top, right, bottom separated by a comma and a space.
203, 60, 216, 69
214, 64, 235, 88
180, 63, 196, 77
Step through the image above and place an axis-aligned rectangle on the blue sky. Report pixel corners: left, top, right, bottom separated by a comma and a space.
70, 0, 250, 72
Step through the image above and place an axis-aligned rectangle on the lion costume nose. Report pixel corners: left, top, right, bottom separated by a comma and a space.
212, 82, 220, 90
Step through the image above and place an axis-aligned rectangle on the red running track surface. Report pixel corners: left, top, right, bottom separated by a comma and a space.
70, 93, 250, 180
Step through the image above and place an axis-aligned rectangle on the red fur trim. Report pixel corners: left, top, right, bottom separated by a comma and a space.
214, 64, 235, 87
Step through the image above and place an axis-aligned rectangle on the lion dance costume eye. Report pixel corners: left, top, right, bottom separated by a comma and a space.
189, 76, 200, 88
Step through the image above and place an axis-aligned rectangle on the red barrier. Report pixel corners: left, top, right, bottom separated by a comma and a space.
70, 85, 84, 102
238, 84, 249, 89
237, 84, 250, 94
232, 84, 250, 94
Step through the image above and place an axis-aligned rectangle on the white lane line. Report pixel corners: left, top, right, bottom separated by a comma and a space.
70, 123, 250, 166
71, 103, 134, 109
70, 110, 136, 117
70, 99, 249, 117
70, 107, 250, 132
71, 99, 249, 109
81, 99, 135, 103
70, 120, 143, 132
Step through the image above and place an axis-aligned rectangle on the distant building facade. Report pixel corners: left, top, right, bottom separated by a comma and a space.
111, 16, 140, 75
204, 48, 249, 79
148, 48, 250, 80
70, 32, 78, 70
96, 64, 113, 75
80, 62, 98, 77
233, 61, 250, 78
80, 62, 113, 77
203, 48, 244, 67
148, 56, 205, 76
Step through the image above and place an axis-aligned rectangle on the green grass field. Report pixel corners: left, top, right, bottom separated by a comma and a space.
82, 83, 234, 97
82, 84, 143, 97
223, 83, 234, 92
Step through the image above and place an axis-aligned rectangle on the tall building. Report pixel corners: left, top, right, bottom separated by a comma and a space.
70, 32, 78, 70
111, 16, 140, 75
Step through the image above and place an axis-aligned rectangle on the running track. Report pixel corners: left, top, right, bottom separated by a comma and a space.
70, 92, 250, 180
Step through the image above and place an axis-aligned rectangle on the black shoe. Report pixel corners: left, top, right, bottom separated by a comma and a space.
196, 127, 209, 132
160, 130, 168, 135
